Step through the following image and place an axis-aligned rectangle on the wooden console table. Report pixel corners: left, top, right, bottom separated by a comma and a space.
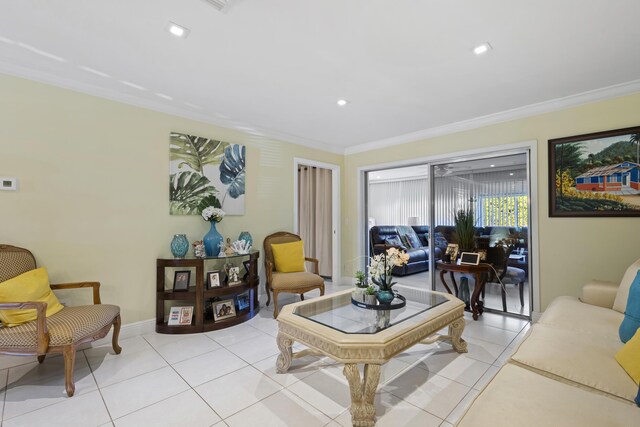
156, 251, 259, 334
436, 261, 490, 320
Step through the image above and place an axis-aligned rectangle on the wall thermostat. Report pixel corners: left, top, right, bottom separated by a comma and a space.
0, 177, 17, 191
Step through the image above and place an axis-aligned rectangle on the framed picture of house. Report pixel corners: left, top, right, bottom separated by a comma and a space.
549, 126, 640, 217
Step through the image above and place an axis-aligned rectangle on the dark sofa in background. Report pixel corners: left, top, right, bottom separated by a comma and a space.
369, 225, 528, 276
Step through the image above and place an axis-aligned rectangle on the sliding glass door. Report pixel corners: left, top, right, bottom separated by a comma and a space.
430, 154, 531, 317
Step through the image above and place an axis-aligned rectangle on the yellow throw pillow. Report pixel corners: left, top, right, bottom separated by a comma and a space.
616, 328, 640, 385
0, 267, 64, 327
271, 240, 305, 273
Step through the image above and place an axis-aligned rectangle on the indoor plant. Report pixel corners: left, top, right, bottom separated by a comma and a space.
369, 247, 409, 304
454, 206, 476, 252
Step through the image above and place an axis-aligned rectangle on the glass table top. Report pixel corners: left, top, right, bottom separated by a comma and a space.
293, 291, 448, 334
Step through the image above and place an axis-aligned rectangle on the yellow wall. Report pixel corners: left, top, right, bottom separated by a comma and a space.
1, 72, 639, 321
0, 74, 343, 323
342, 92, 640, 310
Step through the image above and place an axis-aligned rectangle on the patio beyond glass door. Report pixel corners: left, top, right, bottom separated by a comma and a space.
430, 154, 531, 317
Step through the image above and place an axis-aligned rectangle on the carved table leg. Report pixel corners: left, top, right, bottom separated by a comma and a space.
343, 363, 381, 427
449, 318, 468, 353
439, 269, 452, 295
276, 332, 293, 374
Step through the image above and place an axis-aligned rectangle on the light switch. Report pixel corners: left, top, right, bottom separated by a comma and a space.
0, 177, 17, 191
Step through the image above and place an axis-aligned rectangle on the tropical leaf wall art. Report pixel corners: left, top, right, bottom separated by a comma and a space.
169, 132, 246, 215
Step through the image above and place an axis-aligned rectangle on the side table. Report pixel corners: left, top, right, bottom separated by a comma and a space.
436, 261, 490, 320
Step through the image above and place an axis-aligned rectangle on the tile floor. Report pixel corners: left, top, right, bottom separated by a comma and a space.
0, 282, 530, 427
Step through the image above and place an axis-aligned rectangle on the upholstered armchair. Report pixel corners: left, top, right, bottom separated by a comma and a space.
263, 232, 325, 318
0, 245, 121, 396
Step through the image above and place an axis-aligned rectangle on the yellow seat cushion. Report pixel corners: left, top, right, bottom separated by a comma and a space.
0, 267, 64, 327
271, 271, 324, 290
616, 328, 640, 385
271, 240, 305, 273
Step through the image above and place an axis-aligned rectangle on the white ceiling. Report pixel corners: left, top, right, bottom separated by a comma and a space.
1, 0, 639, 154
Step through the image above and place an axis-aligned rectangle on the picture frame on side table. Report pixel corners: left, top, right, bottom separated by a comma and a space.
207, 270, 222, 289
445, 244, 459, 263
173, 271, 191, 291
549, 125, 640, 217
236, 292, 250, 312
213, 299, 236, 321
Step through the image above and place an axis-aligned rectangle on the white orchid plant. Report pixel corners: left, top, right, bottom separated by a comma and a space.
368, 247, 410, 291
201, 206, 226, 223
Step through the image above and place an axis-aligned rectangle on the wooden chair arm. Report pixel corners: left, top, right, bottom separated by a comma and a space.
0, 301, 50, 354
305, 257, 320, 275
50, 281, 101, 304
265, 261, 274, 283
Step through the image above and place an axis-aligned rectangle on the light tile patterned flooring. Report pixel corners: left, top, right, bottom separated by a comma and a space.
0, 282, 530, 427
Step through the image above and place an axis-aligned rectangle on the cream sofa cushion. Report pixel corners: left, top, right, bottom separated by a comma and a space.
538, 296, 623, 338
456, 364, 640, 427
510, 323, 636, 403
613, 258, 640, 313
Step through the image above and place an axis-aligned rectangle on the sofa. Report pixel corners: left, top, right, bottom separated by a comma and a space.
455, 258, 640, 426
369, 225, 445, 275
369, 225, 529, 276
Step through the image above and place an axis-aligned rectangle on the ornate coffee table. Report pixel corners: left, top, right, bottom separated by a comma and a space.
276, 288, 467, 426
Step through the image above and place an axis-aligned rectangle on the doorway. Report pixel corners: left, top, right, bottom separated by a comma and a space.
362, 147, 535, 319
294, 158, 341, 282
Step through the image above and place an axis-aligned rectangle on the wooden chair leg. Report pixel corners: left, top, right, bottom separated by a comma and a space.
265, 282, 271, 306
300, 293, 304, 301
112, 314, 122, 354
273, 290, 279, 318
320, 284, 325, 296
63, 346, 76, 397
37, 354, 46, 364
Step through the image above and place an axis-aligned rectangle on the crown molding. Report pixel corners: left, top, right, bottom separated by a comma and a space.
0, 62, 344, 155
344, 79, 640, 155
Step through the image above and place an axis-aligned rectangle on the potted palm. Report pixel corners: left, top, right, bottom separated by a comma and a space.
454, 207, 476, 253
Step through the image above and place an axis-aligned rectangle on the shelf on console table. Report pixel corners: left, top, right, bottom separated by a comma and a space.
156, 250, 260, 334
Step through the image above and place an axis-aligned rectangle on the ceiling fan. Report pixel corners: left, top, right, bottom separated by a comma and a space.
202, 0, 232, 12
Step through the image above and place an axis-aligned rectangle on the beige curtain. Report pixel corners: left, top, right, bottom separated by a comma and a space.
298, 166, 332, 277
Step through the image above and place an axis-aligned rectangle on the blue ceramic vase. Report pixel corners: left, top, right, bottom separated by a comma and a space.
238, 231, 253, 248
203, 222, 223, 256
170, 234, 189, 258
376, 289, 395, 305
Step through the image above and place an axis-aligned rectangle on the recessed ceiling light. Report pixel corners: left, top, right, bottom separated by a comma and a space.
509, 172, 515, 176
490, 164, 495, 168
167, 22, 190, 38
473, 42, 492, 55
337, 99, 349, 107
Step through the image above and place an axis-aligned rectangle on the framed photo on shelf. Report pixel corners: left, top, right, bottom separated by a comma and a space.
167, 306, 193, 325
242, 260, 251, 279
173, 271, 191, 291
213, 299, 236, 321
207, 271, 222, 289
227, 266, 241, 285
548, 125, 640, 217
235, 292, 250, 311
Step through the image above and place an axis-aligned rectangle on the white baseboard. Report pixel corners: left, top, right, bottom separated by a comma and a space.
88, 318, 156, 348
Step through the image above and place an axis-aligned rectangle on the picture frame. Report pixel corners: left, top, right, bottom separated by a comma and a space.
227, 266, 241, 285
167, 306, 193, 325
549, 126, 640, 217
207, 270, 222, 289
173, 270, 191, 291
445, 244, 459, 263
235, 292, 250, 312
213, 299, 236, 321
242, 260, 251, 276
